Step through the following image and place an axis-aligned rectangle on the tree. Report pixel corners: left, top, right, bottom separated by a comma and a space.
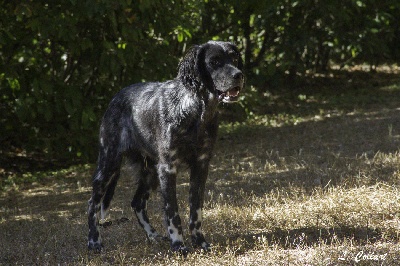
1, 0, 399, 162
0, 0, 192, 160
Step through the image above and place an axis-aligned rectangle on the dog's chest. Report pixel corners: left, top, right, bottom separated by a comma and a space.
173, 122, 203, 149
170, 120, 215, 161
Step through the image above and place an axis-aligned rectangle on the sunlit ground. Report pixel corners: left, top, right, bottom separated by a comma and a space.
1, 67, 400, 265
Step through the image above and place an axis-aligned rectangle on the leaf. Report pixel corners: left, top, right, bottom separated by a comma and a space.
178, 32, 183, 42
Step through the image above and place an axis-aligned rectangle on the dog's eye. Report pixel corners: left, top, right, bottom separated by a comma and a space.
232, 57, 238, 66
210, 57, 221, 67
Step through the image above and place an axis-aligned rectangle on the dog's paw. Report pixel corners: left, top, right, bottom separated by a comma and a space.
193, 241, 211, 252
200, 241, 212, 252
171, 242, 190, 256
192, 234, 211, 252
88, 241, 103, 253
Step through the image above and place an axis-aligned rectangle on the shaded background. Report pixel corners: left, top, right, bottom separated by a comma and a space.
1, 0, 400, 163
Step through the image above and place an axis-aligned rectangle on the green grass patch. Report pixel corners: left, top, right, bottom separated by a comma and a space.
1, 164, 92, 191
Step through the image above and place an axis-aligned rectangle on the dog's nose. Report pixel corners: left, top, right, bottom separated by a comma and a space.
233, 71, 243, 80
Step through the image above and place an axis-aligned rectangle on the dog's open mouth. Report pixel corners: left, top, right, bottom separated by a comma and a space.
218, 86, 241, 103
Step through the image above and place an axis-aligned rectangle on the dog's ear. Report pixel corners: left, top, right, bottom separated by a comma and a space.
178, 45, 200, 90
178, 44, 213, 90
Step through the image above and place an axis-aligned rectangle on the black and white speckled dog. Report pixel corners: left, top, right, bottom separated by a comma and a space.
87, 41, 244, 254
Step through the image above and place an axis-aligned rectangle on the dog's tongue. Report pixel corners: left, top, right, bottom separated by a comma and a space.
227, 89, 239, 97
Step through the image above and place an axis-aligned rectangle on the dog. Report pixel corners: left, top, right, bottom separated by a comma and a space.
87, 41, 244, 254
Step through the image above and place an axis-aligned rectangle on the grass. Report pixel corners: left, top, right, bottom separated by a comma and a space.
1, 66, 400, 265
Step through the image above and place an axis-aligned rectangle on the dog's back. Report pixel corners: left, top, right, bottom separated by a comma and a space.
100, 79, 208, 161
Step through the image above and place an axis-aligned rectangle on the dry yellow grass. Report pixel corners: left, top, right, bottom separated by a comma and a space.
1, 71, 400, 265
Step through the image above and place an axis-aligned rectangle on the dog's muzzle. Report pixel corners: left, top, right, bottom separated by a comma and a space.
218, 86, 241, 103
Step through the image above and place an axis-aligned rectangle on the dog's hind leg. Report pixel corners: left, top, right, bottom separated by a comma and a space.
101, 168, 121, 222
88, 151, 122, 251
131, 159, 161, 241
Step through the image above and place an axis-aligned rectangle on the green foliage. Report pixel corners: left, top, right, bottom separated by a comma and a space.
0, 0, 191, 161
198, 0, 400, 77
1, 0, 400, 162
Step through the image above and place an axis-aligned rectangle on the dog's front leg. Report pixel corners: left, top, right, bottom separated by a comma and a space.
189, 156, 211, 251
158, 162, 189, 255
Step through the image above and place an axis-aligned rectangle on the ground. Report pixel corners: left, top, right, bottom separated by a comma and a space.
1, 67, 400, 265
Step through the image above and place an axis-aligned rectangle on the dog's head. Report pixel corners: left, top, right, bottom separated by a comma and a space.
178, 41, 244, 103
